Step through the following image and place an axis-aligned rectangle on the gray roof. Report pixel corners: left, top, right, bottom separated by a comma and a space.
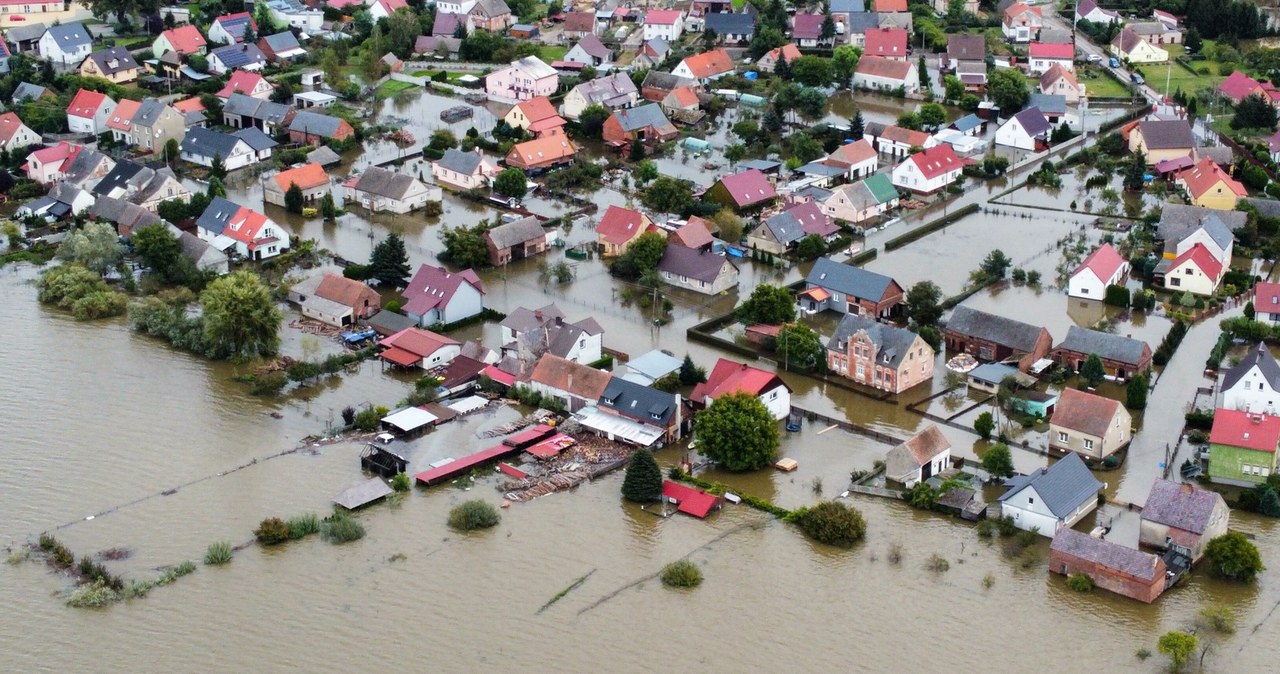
999, 453, 1102, 519
210, 43, 267, 69
598, 377, 677, 426
573, 72, 638, 106
223, 92, 263, 116
827, 313, 922, 370
946, 305, 1047, 353
657, 245, 734, 283
45, 22, 92, 50
485, 216, 545, 249
132, 98, 172, 128
12, 82, 48, 102
1011, 106, 1051, 137
225, 93, 292, 124
261, 31, 302, 52
92, 159, 147, 197
472, 0, 511, 18
6, 23, 47, 44
1028, 93, 1066, 115
612, 103, 672, 133
798, 161, 846, 178
436, 148, 484, 175
368, 309, 418, 336
307, 146, 342, 166
1222, 342, 1280, 392
1050, 527, 1161, 581
572, 34, 611, 59
1135, 119, 1194, 150
87, 46, 139, 75
968, 362, 1021, 386
502, 304, 565, 333
845, 12, 881, 33
289, 110, 346, 137
178, 229, 226, 269
231, 126, 277, 151
762, 209, 806, 246
196, 196, 241, 236
61, 148, 112, 185
805, 256, 896, 302
704, 12, 756, 36
180, 126, 246, 158
1056, 326, 1148, 366
641, 71, 695, 92
91, 196, 159, 231
621, 349, 682, 384
1141, 478, 1224, 535
132, 167, 183, 206
947, 34, 985, 61
829, 0, 866, 12
951, 113, 983, 133
1157, 204, 1241, 249
353, 166, 420, 200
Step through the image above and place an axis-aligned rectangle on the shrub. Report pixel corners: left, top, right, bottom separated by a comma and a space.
1204, 531, 1264, 581
391, 472, 411, 492
157, 560, 197, 585
1066, 573, 1094, 592
789, 500, 867, 548
1197, 605, 1236, 634
976, 519, 998, 538
1104, 284, 1130, 307
925, 554, 950, 573
204, 541, 233, 565
255, 517, 291, 545
982, 572, 995, 589
320, 511, 366, 544
448, 500, 501, 531
66, 579, 119, 608
660, 559, 703, 588
287, 513, 320, 539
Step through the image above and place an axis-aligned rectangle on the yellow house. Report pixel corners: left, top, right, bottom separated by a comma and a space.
79, 47, 141, 84
1129, 120, 1194, 165
1177, 158, 1249, 210
1111, 28, 1168, 64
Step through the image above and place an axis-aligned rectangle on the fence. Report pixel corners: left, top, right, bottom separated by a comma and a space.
791, 405, 906, 447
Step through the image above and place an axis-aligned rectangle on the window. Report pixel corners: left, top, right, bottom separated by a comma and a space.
1028, 497, 1035, 505
1083, 439, 1094, 450
770, 391, 778, 400
1170, 277, 1181, 287
1058, 432, 1068, 442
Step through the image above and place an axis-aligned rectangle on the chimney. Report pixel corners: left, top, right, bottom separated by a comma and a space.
554, 316, 564, 326
1181, 482, 1193, 494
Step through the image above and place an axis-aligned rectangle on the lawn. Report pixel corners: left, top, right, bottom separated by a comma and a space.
1076, 66, 1133, 99
1132, 44, 1226, 97
374, 79, 420, 97
539, 45, 568, 62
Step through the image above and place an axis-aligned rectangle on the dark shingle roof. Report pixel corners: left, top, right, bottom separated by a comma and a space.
1141, 478, 1224, 535
289, 110, 346, 137
1050, 527, 1161, 581
1011, 106, 1051, 136
1056, 325, 1149, 366
353, 166, 420, 200
1222, 342, 1280, 392
211, 43, 267, 69
231, 126, 277, 151
180, 126, 245, 159
132, 98, 171, 128
657, 245, 734, 283
87, 47, 139, 75
45, 22, 92, 51
1135, 119, 1194, 150
486, 216, 545, 249
196, 196, 241, 236
704, 12, 756, 36
805, 256, 896, 302
92, 159, 146, 197
1157, 204, 1241, 249
999, 453, 1102, 519
437, 148, 484, 175
946, 305, 1047, 353
261, 31, 301, 52
827, 313, 922, 370
612, 103, 672, 133
598, 377, 677, 425
762, 209, 806, 246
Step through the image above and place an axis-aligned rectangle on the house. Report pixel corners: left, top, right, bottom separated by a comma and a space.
596, 205, 657, 257
207, 43, 268, 75
1068, 243, 1130, 300
944, 305, 1052, 371
822, 174, 899, 227
864, 27, 908, 61
346, 166, 435, 214
208, 12, 257, 45
413, 35, 462, 60
222, 94, 294, 133
486, 56, 558, 102
1075, 0, 1120, 25
1153, 8, 1179, 29
749, 202, 825, 255
946, 34, 985, 71
868, 124, 935, 159
66, 88, 116, 135
998, 453, 1103, 534
702, 12, 754, 43
216, 71, 274, 102
432, 11, 469, 37
562, 73, 639, 120
503, 96, 566, 137
258, 31, 306, 63
672, 49, 735, 84
263, 162, 331, 207
853, 55, 919, 93
1039, 63, 1083, 104
1139, 479, 1229, 563
826, 313, 934, 393
21, 142, 80, 185
1049, 528, 1168, 603
195, 197, 291, 260
670, 217, 716, 251
562, 11, 597, 40
179, 126, 262, 170
1156, 204, 1238, 263
38, 22, 92, 65
790, 13, 825, 48
500, 304, 603, 367
468, 0, 515, 33
661, 86, 701, 117
1161, 243, 1224, 296
93, 159, 191, 209
59, 147, 115, 190
103, 98, 138, 144
1050, 388, 1132, 460
1176, 157, 1248, 210
1219, 71, 1268, 104
1111, 28, 1168, 63
1053, 326, 1152, 381
1208, 408, 1280, 485
691, 358, 791, 420
15, 182, 94, 223
632, 37, 671, 70
403, 263, 486, 327
1129, 21, 1182, 45
891, 144, 964, 195
757, 43, 802, 73
1002, 2, 1043, 42
1129, 120, 1193, 165
79, 46, 140, 84
153, 25, 208, 58
643, 9, 685, 41
433, 148, 498, 191
825, 138, 878, 180
657, 245, 739, 295
885, 425, 951, 487
289, 110, 355, 145
1222, 343, 1280, 414
485, 216, 548, 266
172, 226, 229, 275
288, 272, 381, 326
129, 99, 187, 154
265, 0, 323, 31
504, 135, 577, 172
528, 353, 612, 413
844, 12, 882, 48
1256, 283, 1280, 323
640, 71, 697, 103
706, 168, 777, 212
800, 257, 903, 317
379, 327, 461, 369
1028, 42, 1074, 75
619, 350, 683, 386
564, 34, 612, 67
995, 107, 1051, 152
594, 378, 683, 445
368, 0, 407, 21
6, 22, 48, 55
602, 104, 678, 149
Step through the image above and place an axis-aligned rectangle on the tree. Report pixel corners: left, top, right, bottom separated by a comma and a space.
981, 443, 1015, 478
1157, 631, 1197, 671
629, 137, 645, 162
1079, 354, 1106, 388
575, 104, 611, 139
788, 132, 824, 163
712, 210, 744, 243
917, 55, 931, 93
1185, 27, 1202, 54
789, 56, 833, 87
1122, 151, 1147, 192
610, 231, 667, 280
988, 68, 1030, 113
493, 167, 528, 201
642, 176, 694, 217
132, 223, 184, 280
320, 192, 338, 220
243, 22, 256, 44
679, 354, 707, 385
791, 500, 867, 548
832, 45, 860, 87
1126, 374, 1148, 410
724, 143, 746, 167
918, 103, 947, 130
385, 7, 422, 58
58, 222, 124, 275
210, 154, 227, 180
440, 221, 492, 269
1232, 93, 1278, 130
905, 280, 943, 327
368, 232, 411, 288
254, 1, 277, 34
896, 111, 922, 131
164, 138, 180, 164
820, 13, 836, 42
849, 107, 864, 140
795, 234, 826, 261
284, 182, 304, 214
1204, 532, 1264, 581
695, 392, 779, 472
634, 159, 658, 184
980, 249, 1011, 279
974, 411, 995, 440
943, 75, 964, 102
206, 176, 227, 199
749, 25, 787, 59
735, 284, 796, 324
428, 129, 458, 151
621, 448, 663, 502
200, 271, 283, 360
776, 323, 823, 371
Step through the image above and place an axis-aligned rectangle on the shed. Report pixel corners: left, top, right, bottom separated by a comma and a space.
662, 480, 723, 518
360, 441, 409, 476
380, 406, 439, 434
332, 477, 394, 510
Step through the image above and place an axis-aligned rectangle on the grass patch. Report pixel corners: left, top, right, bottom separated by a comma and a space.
204, 541, 234, 566
320, 511, 366, 544
448, 500, 501, 531
925, 554, 950, 573
287, 513, 321, 540
660, 560, 704, 588
66, 579, 119, 608
255, 517, 291, 545
539, 45, 568, 62
1077, 66, 1134, 99
375, 79, 420, 97
157, 560, 196, 586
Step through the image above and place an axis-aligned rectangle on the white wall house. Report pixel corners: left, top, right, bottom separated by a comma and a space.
891, 145, 963, 195
643, 10, 685, 41
998, 454, 1103, 536
66, 90, 116, 135
691, 358, 793, 421
38, 23, 93, 66
1068, 243, 1129, 300
1221, 344, 1280, 415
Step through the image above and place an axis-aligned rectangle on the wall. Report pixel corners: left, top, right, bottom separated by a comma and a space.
1048, 548, 1164, 603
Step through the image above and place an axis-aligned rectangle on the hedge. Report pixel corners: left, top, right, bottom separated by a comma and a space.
884, 204, 979, 251
848, 247, 878, 266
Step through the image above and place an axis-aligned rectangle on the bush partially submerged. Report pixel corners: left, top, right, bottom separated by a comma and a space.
788, 500, 867, 548
391, 472, 412, 492
448, 500, 501, 531
1066, 572, 1094, 592
204, 541, 233, 565
66, 579, 119, 608
660, 559, 703, 588
255, 517, 291, 545
320, 511, 365, 544
287, 513, 321, 539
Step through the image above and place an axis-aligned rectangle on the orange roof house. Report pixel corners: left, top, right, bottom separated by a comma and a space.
595, 205, 659, 256
1176, 158, 1248, 210
673, 48, 734, 82
504, 135, 578, 171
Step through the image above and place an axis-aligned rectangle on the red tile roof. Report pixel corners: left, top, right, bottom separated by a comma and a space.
667, 85, 699, 108
855, 54, 912, 81
273, 162, 329, 192
217, 71, 269, 99
645, 9, 683, 24
692, 357, 789, 403
67, 88, 108, 119
161, 25, 208, 55
1029, 42, 1074, 59
24, 141, 80, 172
1051, 388, 1122, 438
827, 138, 876, 166
1039, 63, 1079, 91
671, 217, 714, 249
106, 99, 140, 132
1177, 157, 1247, 200
680, 48, 734, 79
880, 124, 931, 147
1219, 71, 1264, 102
380, 327, 461, 359
1072, 242, 1126, 282
596, 205, 654, 246
907, 144, 963, 180
515, 96, 560, 124
315, 272, 379, 309
662, 480, 720, 518
864, 28, 908, 59
1210, 408, 1280, 452
875, 0, 908, 10
1170, 242, 1222, 282
764, 43, 802, 65
173, 96, 206, 113
715, 168, 777, 208
1254, 281, 1280, 313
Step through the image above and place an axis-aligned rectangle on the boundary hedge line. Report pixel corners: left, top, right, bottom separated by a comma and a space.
884, 204, 980, 251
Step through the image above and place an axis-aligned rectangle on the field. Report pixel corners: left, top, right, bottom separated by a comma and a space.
539, 45, 568, 62
374, 79, 421, 97
1077, 66, 1132, 99
1131, 44, 1227, 97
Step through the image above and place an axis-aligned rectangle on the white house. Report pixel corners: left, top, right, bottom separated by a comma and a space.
1002, 2, 1043, 43
995, 107, 1051, 151
207, 12, 257, 45
66, 88, 116, 135
884, 425, 952, 487
368, 0, 408, 22
433, 148, 498, 191
643, 9, 685, 41
345, 166, 439, 214
691, 358, 793, 420
1255, 281, 1280, 323
38, 22, 93, 66
0, 112, 40, 152
195, 196, 292, 261
1068, 243, 1130, 300
998, 453, 1103, 536
500, 304, 604, 366
22, 142, 80, 185
1076, 0, 1120, 24
378, 327, 462, 369
891, 144, 963, 195
1164, 243, 1223, 296
402, 263, 487, 327
1027, 42, 1075, 75
265, 0, 324, 32
1221, 343, 1280, 415
179, 126, 259, 170
852, 55, 920, 93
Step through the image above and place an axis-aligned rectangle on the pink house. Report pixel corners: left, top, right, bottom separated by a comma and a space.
486, 55, 558, 101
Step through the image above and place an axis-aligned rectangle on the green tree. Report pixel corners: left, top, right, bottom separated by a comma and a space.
749, 25, 787, 59
981, 443, 1015, 478
980, 249, 1011, 279
724, 143, 746, 167
679, 354, 707, 385
493, 167, 528, 201
1126, 374, 1148, 410
988, 68, 1030, 113
368, 232, 411, 288
1123, 151, 1147, 191
820, 13, 836, 42
576, 104, 611, 139
776, 322, 823, 371
610, 231, 667, 280
284, 182, 304, 214
1231, 93, 1278, 130
635, 159, 659, 184
1185, 27, 1202, 54
1204, 532, 1264, 581
164, 138, 180, 164
132, 223, 185, 282
918, 103, 947, 130
621, 448, 663, 502
735, 284, 796, 324
429, 129, 458, 151
200, 271, 282, 360
849, 106, 864, 140
210, 154, 227, 180
1080, 353, 1106, 387
629, 137, 645, 162
905, 280, 943, 327
1157, 631, 1197, 671
243, 22, 256, 44
642, 176, 694, 217
58, 221, 124, 275
791, 500, 867, 547
788, 132, 824, 163
896, 111, 922, 130
254, 1, 277, 34
440, 221, 492, 269
974, 411, 995, 440
943, 75, 964, 101
695, 392, 779, 471
917, 55, 931, 93
789, 56, 833, 87
712, 210, 744, 243
832, 45, 860, 87
795, 234, 826, 261
320, 192, 338, 220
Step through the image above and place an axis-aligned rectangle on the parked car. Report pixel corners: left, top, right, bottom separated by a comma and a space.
1130, 72, 1145, 85
1109, 57, 1120, 68
1088, 54, 1102, 63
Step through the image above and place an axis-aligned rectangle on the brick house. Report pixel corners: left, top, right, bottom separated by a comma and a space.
826, 313, 934, 394
944, 305, 1052, 371
1052, 326, 1152, 381
1050, 527, 1167, 603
